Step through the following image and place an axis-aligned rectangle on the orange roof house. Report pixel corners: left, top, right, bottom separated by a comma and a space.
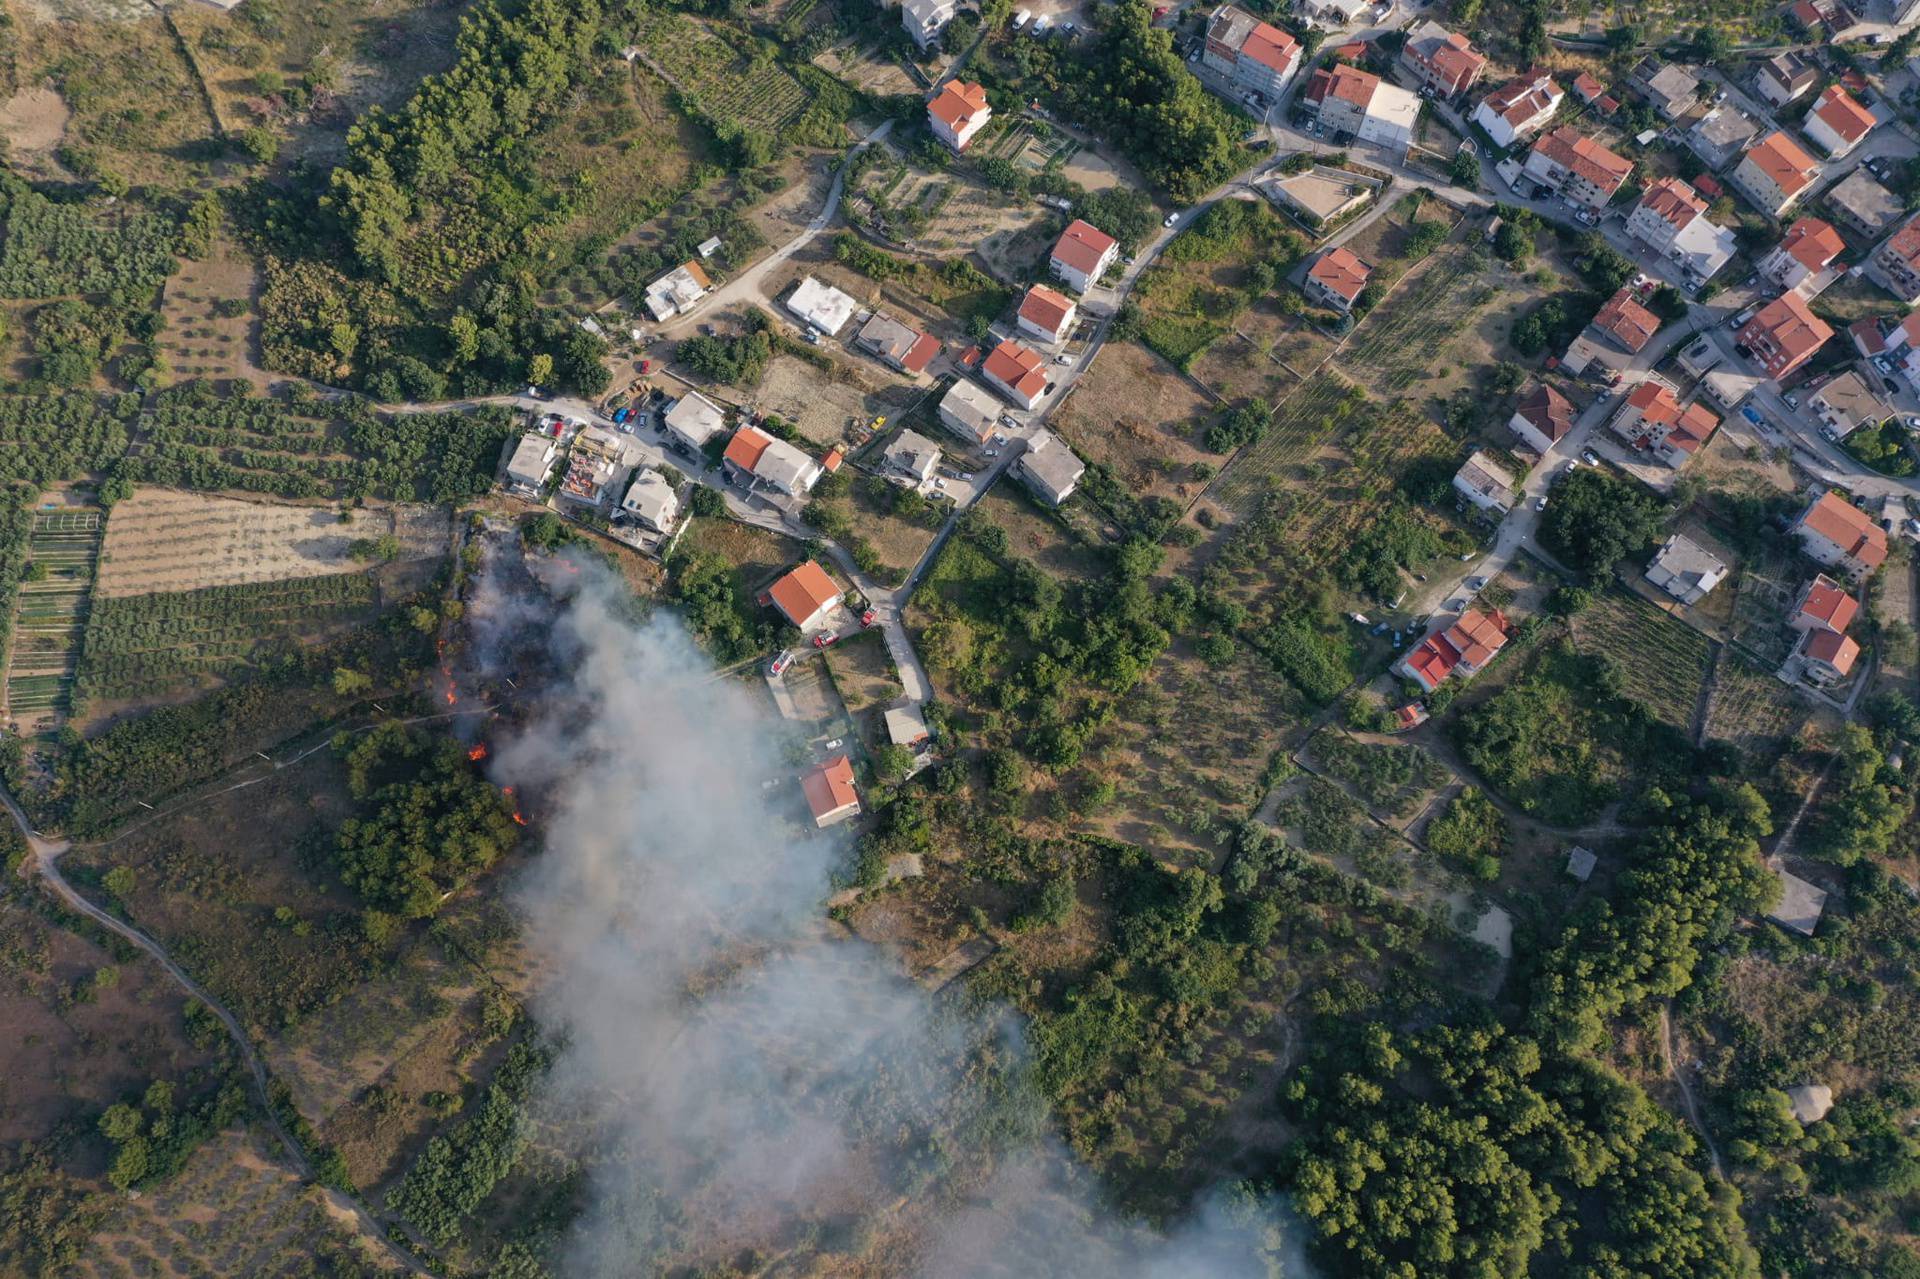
800, 755, 861, 827
1304, 245, 1372, 310
1794, 491, 1888, 576
928, 81, 991, 150
1736, 291, 1833, 379
1802, 629, 1861, 680
1795, 574, 1859, 633
768, 560, 843, 630
1806, 84, 1876, 155
1048, 219, 1119, 291
1017, 283, 1077, 342
1609, 381, 1719, 464
981, 338, 1048, 408
1733, 131, 1821, 215
1775, 217, 1845, 276
723, 425, 774, 475
1592, 287, 1661, 353
1396, 608, 1513, 693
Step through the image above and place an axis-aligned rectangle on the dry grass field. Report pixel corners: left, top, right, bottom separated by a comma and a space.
96, 490, 451, 599
156, 235, 268, 387
1050, 341, 1218, 506
752, 353, 927, 452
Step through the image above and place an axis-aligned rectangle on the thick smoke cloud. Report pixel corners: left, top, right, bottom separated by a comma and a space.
470, 548, 1308, 1277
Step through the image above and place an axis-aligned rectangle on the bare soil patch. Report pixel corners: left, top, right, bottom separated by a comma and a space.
0, 85, 71, 168
1050, 340, 1217, 505
97, 490, 451, 599
158, 234, 268, 386
753, 352, 928, 452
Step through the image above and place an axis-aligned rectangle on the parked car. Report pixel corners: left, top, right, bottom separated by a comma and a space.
1783, 393, 1800, 410
984, 448, 1000, 458
1563, 458, 1578, 473
1581, 448, 1599, 465
1534, 496, 1548, 511
861, 608, 877, 627
1466, 576, 1487, 590
637, 359, 652, 374
768, 650, 795, 677
1055, 353, 1073, 365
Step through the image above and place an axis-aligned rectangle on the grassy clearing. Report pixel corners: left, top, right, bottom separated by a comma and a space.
1128, 199, 1308, 374
1568, 588, 1713, 734
1704, 650, 1817, 756
1339, 243, 1498, 396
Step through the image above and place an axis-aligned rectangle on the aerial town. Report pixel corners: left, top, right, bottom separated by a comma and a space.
4, 0, 1920, 1275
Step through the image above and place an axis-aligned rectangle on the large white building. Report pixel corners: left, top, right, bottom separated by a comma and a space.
1301, 64, 1420, 155
1202, 5, 1301, 101
785, 276, 858, 337
1048, 219, 1119, 294
505, 434, 557, 496
620, 468, 679, 533
663, 391, 728, 456
902, 0, 955, 49
1624, 176, 1735, 286
643, 260, 711, 322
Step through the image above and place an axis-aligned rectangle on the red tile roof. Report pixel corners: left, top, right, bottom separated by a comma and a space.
1798, 574, 1859, 632
1307, 246, 1372, 303
1312, 63, 1382, 108
769, 560, 842, 626
1851, 315, 1893, 357
1593, 286, 1660, 352
1799, 491, 1888, 572
1811, 84, 1876, 146
1240, 20, 1299, 75
1638, 176, 1706, 231
1694, 174, 1724, 198
1515, 382, 1574, 443
1571, 72, 1605, 103
1481, 70, 1559, 128
801, 755, 859, 822
1804, 629, 1861, 675
1778, 217, 1845, 273
928, 81, 988, 130
1623, 381, 1720, 453
1742, 131, 1820, 199
1050, 219, 1117, 276
1443, 608, 1512, 668
899, 333, 940, 374
724, 424, 773, 473
1739, 291, 1833, 371
1018, 284, 1075, 335
1424, 33, 1486, 89
983, 339, 1046, 399
1532, 126, 1633, 193
1880, 212, 1920, 271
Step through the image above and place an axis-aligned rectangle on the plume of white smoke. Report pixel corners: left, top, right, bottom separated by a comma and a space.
473, 548, 1311, 1278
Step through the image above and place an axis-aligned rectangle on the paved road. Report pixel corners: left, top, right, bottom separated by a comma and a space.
0, 782, 432, 1277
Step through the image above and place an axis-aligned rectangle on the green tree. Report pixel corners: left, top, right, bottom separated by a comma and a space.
1537, 468, 1666, 573
527, 353, 553, 388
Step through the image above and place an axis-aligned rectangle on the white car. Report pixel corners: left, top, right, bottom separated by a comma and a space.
1164, 212, 1180, 227
984, 448, 1000, 458
1534, 497, 1548, 511
1055, 353, 1073, 365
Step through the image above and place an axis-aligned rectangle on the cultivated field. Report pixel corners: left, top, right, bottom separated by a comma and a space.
96, 490, 450, 598
632, 10, 813, 134
1568, 588, 1714, 734
74, 1128, 396, 1279
4, 505, 103, 728
157, 235, 269, 387
1338, 241, 1498, 396
1703, 650, 1819, 755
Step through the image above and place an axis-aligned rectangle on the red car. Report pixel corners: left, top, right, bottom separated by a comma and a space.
861, 609, 877, 627
637, 359, 652, 375
812, 632, 839, 649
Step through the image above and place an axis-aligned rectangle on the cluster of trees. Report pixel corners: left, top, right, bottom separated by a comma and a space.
1509, 290, 1598, 357
1204, 401, 1272, 454
388, 1040, 549, 1245
333, 725, 522, 920
1537, 466, 1667, 573
0, 392, 136, 486
0, 1145, 106, 1273
97, 1076, 249, 1191
665, 548, 775, 662
1308, 727, 1445, 814
1807, 723, 1912, 866
1424, 786, 1507, 880
680, 328, 773, 387
0, 176, 180, 299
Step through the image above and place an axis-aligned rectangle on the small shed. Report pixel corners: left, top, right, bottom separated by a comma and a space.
1767, 867, 1828, 937
1565, 846, 1597, 882
885, 703, 932, 749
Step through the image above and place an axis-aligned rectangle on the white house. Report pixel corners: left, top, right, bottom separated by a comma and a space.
1301, 64, 1419, 155
1470, 70, 1563, 149
769, 560, 843, 631
1759, 217, 1845, 294
663, 391, 728, 456
1016, 429, 1085, 506
1624, 176, 1734, 286
1507, 382, 1574, 455
1645, 533, 1727, 604
1522, 126, 1632, 210
643, 260, 712, 322
1803, 84, 1876, 159
1451, 449, 1516, 515
786, 276, 857, 337
1202, 5, 1302, 101
723, 425, 823, 498
1016, 284, 1077, 344
505, 434, 557, 495
620, 468, 679, 533
882, 429, 942, 486
902, 0, 955, 49
938, 378, 1000, 444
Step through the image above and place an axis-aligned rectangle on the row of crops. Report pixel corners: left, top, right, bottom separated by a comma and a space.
1339, 246, 1495, 394
1209, 372, 1369, 515
75, 571, 380, 703
1569, 588, 1714, 733
635, 10, 813, 134
4, 508, 103, 723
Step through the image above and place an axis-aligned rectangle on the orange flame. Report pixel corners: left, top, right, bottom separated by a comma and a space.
444, 687, 458, 705
468, 744, 488, 762
512, 812, 528, 826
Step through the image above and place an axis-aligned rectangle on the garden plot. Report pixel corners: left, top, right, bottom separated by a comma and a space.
4, 505, 103, 728
811, 41, 922, 97
158, 234, 269, 386
1568, 588, 1714, 733
96, 489, 450, 598
752, 354, 927, 452
1337, 242, 1499, 395
1048, 340, 1217, 505
1727, 551, 1804, 666
632, 10, 813, 134
1703, 650, 1818, 755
